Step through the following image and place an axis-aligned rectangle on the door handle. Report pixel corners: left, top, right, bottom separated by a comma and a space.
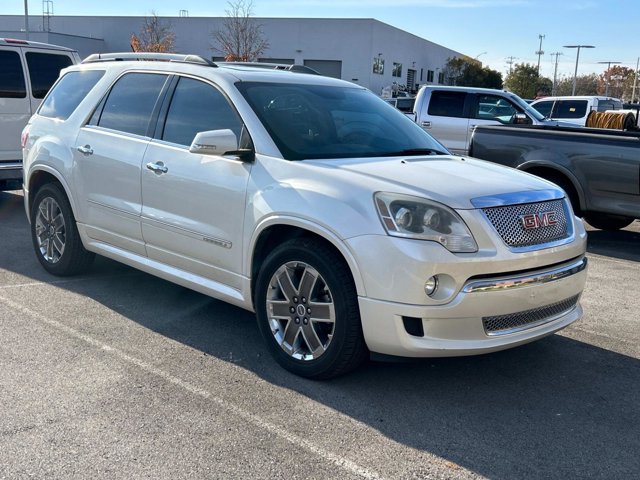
76, 145, 93, 156
421, 121, 432, 128
146, 161, 168, 174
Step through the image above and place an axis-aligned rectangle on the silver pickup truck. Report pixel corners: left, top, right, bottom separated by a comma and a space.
469, 124, 640, 230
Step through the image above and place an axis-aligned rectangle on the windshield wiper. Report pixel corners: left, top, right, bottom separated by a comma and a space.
380, 148, 448, 157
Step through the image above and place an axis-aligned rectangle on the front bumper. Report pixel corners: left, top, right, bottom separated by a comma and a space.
346, 210, 588, 357
357, 256, 587, 357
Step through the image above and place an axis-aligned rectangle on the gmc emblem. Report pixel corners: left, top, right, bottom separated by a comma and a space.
520, 211, 558, 230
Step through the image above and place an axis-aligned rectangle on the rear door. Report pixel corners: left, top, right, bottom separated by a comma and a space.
422, 90, 469, 154
0, 47, 30, 163
73, 71, 170, 256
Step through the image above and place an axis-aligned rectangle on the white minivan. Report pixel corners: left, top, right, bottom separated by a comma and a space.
0, 38, 79, 190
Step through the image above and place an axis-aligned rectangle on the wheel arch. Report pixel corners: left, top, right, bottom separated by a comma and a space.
247, 217, 366, 306
517, 161, 586, 214
26, 166, 77, 223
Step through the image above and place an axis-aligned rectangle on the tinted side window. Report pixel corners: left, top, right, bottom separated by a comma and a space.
533, 101, 553, 117
98, 73, 168, 136
555, 100, 587, 118
0, 50, 26, 98
162, 77, 243, 146
39, 70, 105, 120
427, 91, 466, 118
596, 100, 618, 112
25, 52, 74, 98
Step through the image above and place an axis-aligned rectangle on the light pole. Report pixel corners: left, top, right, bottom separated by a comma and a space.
474, 51, 487, 60
550, 52, 563, 95
564, 45, 595, 95
597, 61, 621, 96
23, 0, 29, 40
631, 57, 639, 103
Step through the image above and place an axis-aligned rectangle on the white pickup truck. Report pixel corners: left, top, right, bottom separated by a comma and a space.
413, 86, 573, 155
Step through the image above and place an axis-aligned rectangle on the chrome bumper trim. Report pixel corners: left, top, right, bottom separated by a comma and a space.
462, 257, 587, 293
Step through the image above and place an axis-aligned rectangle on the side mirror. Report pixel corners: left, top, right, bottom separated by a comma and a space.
189, 129, 253, 161
513, 113, 532, 125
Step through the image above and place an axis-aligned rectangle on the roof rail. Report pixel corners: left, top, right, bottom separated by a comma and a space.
82, 52, 217, 67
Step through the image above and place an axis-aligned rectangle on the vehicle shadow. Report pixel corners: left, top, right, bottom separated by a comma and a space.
2, 189, 639, 478
585, 221, 640, 262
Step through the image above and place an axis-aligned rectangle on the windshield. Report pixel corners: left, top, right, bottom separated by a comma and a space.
236, 82, 447, 160
510, 93, 546, 121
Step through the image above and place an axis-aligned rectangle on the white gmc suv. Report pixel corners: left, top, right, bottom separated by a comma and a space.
23, 53, 588, 378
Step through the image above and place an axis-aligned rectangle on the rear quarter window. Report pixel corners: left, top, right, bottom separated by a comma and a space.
39, 70, 105, 120
26, 52, 74, 98
427, 91, 466, 118
0, 50, 27, 98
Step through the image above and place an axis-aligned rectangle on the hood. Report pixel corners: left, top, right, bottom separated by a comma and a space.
311, 155, 558, 209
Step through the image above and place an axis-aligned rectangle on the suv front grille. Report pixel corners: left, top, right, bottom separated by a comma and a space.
482, 294, 580, 335
482, 199, 569, 248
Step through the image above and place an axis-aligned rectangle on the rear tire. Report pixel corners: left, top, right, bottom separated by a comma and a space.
584, 213, 634, 231
254, 237, 368, 379
30, 183, 95, 276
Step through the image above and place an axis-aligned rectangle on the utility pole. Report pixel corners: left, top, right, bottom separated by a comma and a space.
550, 52, 563, 95
505, 56, 517, 75
536, 34, 545, 76
632, 57, 639, 103
24, 0, 29, 40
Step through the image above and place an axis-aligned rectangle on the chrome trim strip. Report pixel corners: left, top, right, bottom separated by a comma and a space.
0, 162, 22, 170
463, 257, 587, 293
470, 189, 563, 208
142, 216, 232, 249
485, 304, 579, 336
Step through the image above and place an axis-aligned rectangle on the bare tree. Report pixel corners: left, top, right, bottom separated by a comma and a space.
130, 12, 175, 53
212, 0, 269, 61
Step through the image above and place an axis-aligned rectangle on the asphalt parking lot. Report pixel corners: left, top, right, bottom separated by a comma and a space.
1, 188, 638, 479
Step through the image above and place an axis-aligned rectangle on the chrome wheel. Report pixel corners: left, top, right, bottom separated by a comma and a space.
266, 261, 336, 361
34, 196, 66, 263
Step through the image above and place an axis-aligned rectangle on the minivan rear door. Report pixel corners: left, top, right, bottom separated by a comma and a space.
0, 48, 30, 163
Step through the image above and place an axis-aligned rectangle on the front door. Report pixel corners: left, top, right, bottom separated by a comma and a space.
141, 76, 251, 289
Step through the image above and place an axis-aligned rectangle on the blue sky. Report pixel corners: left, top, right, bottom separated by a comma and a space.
5, 0, 640, 78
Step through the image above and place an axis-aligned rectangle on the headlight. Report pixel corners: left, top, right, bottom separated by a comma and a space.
374, 192, 478, 253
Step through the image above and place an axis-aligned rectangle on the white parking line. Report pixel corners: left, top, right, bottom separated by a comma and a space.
0, 294, 386, 480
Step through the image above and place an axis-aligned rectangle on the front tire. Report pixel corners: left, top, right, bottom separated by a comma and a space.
255, 237, 367, 379
30, 183, 94, 276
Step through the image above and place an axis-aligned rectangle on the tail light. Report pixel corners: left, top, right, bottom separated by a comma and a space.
21, 126, 30, 149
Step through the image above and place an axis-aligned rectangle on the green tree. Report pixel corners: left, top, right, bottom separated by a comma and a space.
441, 57, 502, 88
504, 63, 551, 99
555, 74, 599, 96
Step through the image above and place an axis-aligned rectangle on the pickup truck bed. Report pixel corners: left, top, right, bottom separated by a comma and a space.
469, 125, 640, 230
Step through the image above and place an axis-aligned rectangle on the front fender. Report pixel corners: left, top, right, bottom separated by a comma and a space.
517, 159, 586, 211
246, 214, 368, 297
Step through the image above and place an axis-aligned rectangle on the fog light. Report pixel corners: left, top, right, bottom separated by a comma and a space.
424, 276, 439, 297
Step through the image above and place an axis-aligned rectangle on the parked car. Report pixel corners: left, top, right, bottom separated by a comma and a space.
383, 97, 416, 119
412, 86, 577, 155
0, 38, 79, 190
218, 61, 321, 75
530, 96, 623, 126
469, 124, 639, 230
23, 53, 587, 378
